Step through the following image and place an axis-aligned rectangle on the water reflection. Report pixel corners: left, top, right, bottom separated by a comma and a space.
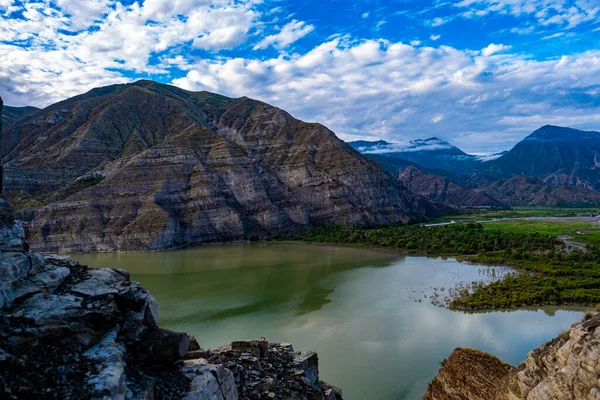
69, 244, 588, 400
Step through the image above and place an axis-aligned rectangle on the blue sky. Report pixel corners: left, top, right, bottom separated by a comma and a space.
1, 0, 600, 153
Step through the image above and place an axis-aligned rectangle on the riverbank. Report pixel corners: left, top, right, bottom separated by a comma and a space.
271, 223, 600, 311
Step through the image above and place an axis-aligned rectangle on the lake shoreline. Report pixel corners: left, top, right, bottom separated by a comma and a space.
65, 237, 598, 313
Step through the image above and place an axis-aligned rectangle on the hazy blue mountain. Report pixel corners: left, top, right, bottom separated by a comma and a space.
349, 137, 484, 175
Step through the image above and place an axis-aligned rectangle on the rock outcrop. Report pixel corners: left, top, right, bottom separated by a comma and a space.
1, 80, 439, 252
0, 198, 341, 399
424, 314, 600, 400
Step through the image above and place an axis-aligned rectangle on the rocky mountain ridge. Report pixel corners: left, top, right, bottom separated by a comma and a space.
0, 82, 439, 252
398, 166, 502, 207
424, 313, 600, 400
0, 197, 342, 399
399, 166, 600, 207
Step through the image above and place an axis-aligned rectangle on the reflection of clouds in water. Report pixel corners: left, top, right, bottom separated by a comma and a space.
281, 257, 584, 366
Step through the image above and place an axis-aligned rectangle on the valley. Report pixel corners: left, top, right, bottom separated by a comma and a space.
2, 82, 600, 400
3, 0, 600, 398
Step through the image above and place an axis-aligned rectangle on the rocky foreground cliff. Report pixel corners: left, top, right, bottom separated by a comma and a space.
0, 83, 441, 252
0, 198, 342, 399
424, 314, 600, 400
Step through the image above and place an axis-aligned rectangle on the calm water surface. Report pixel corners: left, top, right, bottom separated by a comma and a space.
69, 243, 587, 400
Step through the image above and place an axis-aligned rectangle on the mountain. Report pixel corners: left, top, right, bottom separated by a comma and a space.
1, 104, 39, 129
488, 125, 600, 190
398, 166, 600, 207
398, 166, 503, 207
484, 175, 600, 206
1, 80, 440, 252
349, 138, 484, 175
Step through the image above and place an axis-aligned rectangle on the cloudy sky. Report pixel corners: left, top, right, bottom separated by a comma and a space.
1, 0, 599, 153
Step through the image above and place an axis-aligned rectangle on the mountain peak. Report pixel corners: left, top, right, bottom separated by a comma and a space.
423, 137, 444, 142
528, 125, 600, 141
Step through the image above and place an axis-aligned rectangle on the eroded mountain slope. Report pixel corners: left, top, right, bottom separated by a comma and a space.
2, 81, 436, 251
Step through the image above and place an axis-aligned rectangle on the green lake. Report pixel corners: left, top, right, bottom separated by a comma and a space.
68, 243, 587, 400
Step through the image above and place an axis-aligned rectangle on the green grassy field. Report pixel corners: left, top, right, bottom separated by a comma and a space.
480, 220, 600, 245
430, 207, 600, 246
433, 207, 600, 223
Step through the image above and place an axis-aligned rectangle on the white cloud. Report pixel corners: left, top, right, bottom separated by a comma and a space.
410, 40, 422, 46
510, 26, 535, 34
542, 32, 565, 39
429, 16, 451, 26
481, 43, 512, 56
357, 138, 455, 154
0, 0, 263, 104
362, 12, 369, 19
456, 0, 600, 27
172, 38, 600, 152
253, 20, 314, 50
55, 0, 110, 30
430, 34, 441, 41
1, 1, 600, 154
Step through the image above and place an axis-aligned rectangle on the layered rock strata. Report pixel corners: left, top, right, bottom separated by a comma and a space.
1, 80, 438, 252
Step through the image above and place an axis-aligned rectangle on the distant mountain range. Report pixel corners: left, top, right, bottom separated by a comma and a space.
4, 84, 600, 223
0, 81, 442, 252
352, 125, 600, 207
398, 166, 502, 207
399, 166, 600, 207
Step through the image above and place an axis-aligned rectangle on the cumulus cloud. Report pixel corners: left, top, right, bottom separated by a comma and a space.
173, 38, 600, 153
0, 0, 261, 105
481, 43, 512, 56
456, 0, 600, 27
253, 19, 314, 50
1, 1, 600, 154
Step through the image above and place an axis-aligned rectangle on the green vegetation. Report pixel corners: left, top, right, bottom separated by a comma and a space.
481, 220, 600, 245
433, 206, 600, 223
275, 223, 600, 310
273, 223, 560, 255
430, 206, 600, 246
